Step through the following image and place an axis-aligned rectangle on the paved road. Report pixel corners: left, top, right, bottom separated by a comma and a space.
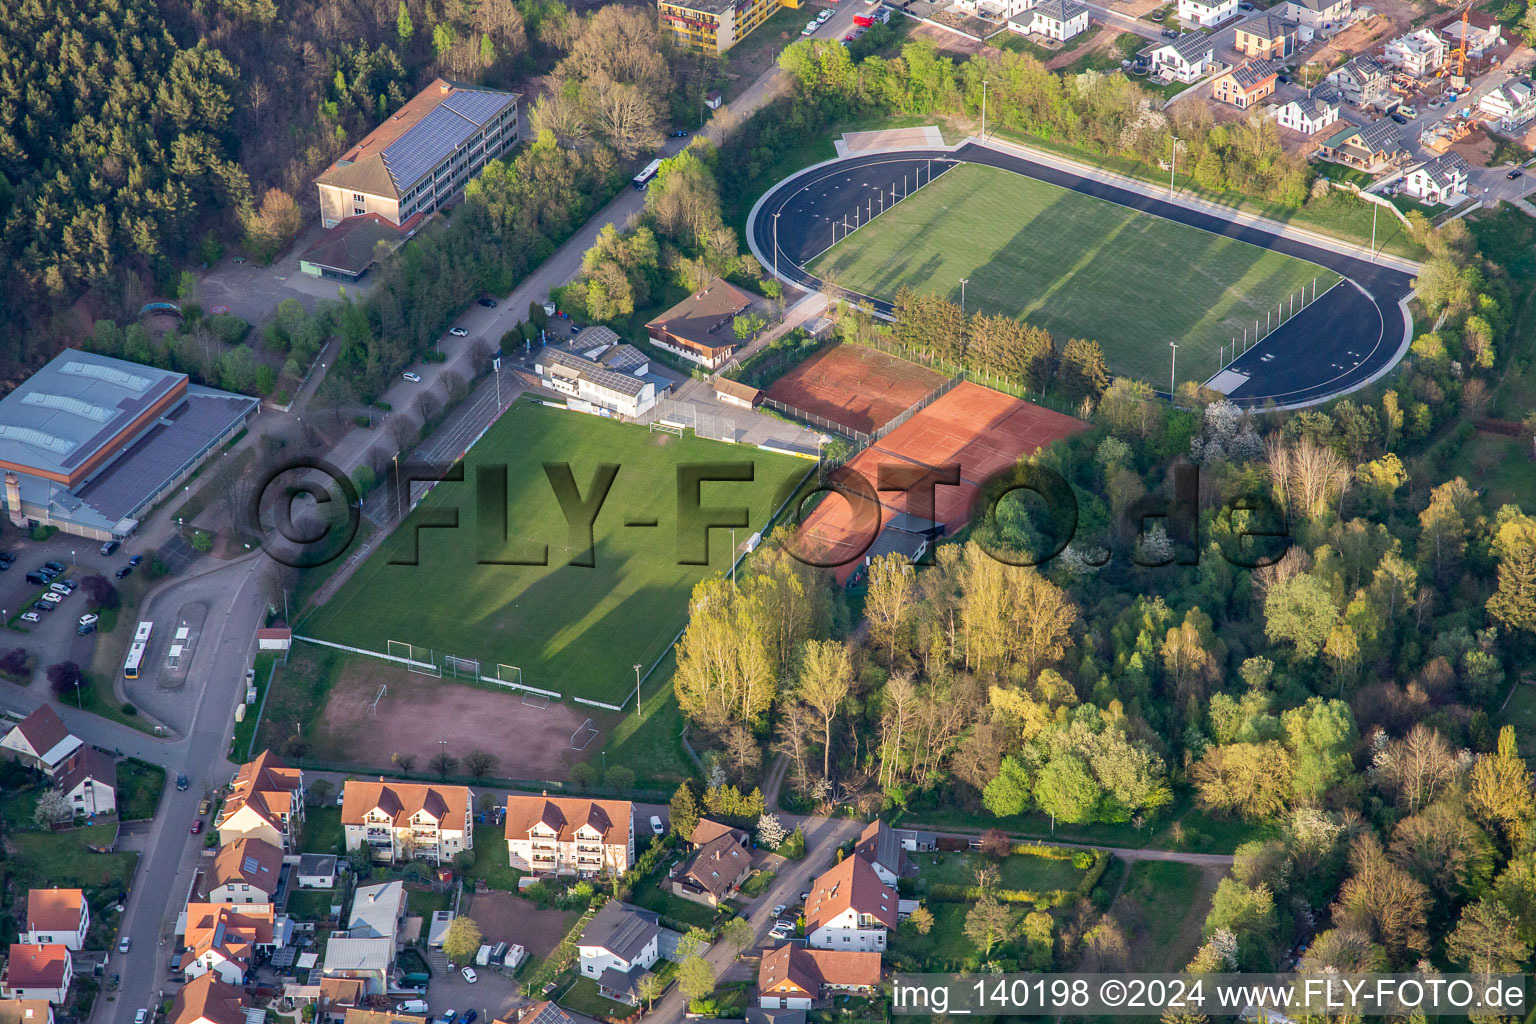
747, 138, 1417, 409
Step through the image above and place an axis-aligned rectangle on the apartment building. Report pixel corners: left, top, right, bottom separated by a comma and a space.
1383, 28, 1447, 77
218, 751, 305, 851
315, 79, 521, 229
658, 0, 796, 54
504, 795, 634, 877
803, 856, 898, 952
341, 781, 474, 865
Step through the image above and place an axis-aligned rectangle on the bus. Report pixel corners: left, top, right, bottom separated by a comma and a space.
632, 158, 663, 191
124, 621, 153, 679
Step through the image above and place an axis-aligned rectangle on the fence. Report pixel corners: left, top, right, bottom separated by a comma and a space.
759, 396, 871, 443
292, 634, 563, 700
808, 156, 960, 264
843, 331, 1088, 419
1209, 276, 1340, 381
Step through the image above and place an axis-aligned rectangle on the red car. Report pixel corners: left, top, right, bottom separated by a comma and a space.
190, 819, 203, 834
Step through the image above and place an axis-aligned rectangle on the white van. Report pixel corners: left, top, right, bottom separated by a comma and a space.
475, 943, 493, 966
397, 1002, 429, 1015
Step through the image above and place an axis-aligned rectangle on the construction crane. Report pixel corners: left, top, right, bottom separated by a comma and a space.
1457, 3, 1468, 78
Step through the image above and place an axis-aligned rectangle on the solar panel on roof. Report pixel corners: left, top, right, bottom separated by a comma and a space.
381, 105, 479, 191
442, 89, 512, 125
243, 856, 260, 873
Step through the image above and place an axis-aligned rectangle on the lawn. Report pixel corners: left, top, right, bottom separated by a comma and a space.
407, 886, 451, 919
596, 648, 695, 790
913, 849, 1085, 893
899, 902, 977, 967
285, 888, 342, 922
301, 806, 344, 856
231, 651, 277, 761
1498, 682, 1536, 763
463, 852, 525, 892
1111, 861, 1220, 971
8, 824, 138, 894
809, 162, 1340, 386
630, 855, 720, 930
560, 978, 638, 1021
302, 401, 810, 703
115, 758, 166, 821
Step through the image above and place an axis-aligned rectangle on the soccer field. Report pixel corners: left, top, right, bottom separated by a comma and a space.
809, 163, 1341, 386
302, 401, 810, 703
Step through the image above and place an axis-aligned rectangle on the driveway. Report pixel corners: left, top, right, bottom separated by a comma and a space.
427, 963, 527, 1023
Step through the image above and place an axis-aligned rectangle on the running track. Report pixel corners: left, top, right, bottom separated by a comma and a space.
747, 142, 1417, 408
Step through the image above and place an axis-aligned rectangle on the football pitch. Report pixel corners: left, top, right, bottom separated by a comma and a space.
808, 163, 1341, 386
302, 401, 811, 703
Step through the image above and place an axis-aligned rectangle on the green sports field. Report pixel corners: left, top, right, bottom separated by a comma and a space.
809, 163, 1340, 386
302, 401, 810, 703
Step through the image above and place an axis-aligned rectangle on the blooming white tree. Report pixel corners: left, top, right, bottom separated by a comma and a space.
756, 812, 788, 849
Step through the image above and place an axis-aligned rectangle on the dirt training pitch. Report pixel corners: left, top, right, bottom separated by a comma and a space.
797, 381, 1087, 578
764, 343, 945, 435
314, 659, 609, 779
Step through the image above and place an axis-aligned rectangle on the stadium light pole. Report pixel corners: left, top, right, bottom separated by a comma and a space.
772, 212, 781, 281
633, 664, 642, 720
1169, 135, 1180, 197
1169, 342, 1178, 397
982, 79, 989, 139
959, 278, 969, 316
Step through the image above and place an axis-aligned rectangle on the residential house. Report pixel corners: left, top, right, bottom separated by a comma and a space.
803, 855, 898, 952
1276, 0, 1349, 34
645, 278, 755, 369
341, 780, 473, 865
1212, 59, 1281, 108
219, 751, 305, 851
54, 747, 115, 817
1383, 28, 1447, 77
345, 881, 407, 944
183, 903, 277, 985
314, 979, 368, 1024
852, 820, 905, 888
1316, 118, 1406, 169
576, 901, 660, 1006
0, 946, 71, 1004
895, 829, 937, 852
507, 1003, 602, 1024
1233, 13, 1297, 57
0, 707, 80, 776
314, 79, 520, 229
320, 938, 395, 996
757, 946, 882, 1009
532, 348, 658, 419
1177, 0, 1236, 28
1276, 92, 1341, 134
1480, 78, 1536, 131
1436, 11, 1502, 58
1143, 33, 1217, 84
673, 825, 750, 907
713, 378, 761, 410
23, 890, 87, 951
0, 1001, 52, 1024
504, 795, 634, 877
208, 838, 283, 904
168, 974, 249, 1024
1326, 54, 1390, 106
341, 1010, 432, 1024
296, 853, 339, 889
1402, 151, 1472, 204
1007, 0, 1091, 40
658, 0, 797, 55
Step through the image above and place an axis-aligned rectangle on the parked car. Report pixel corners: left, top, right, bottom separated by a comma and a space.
670, 129, 689, 137
128, 555, 143, 566
800, 890, 810, 901
31, 602, 52, 613
176, 773, 189, 790
119, 937, 131, 953
478, 298, 498, 308
462, 967, 478, 983
199, 798, 211, 815
40, 593, 63, 605
649, 815, 664, 835
772, 904, 787, 917
1390, 112, 1407, 124
25, 572, 47, 585
774, 918, 794, 932
1509, 169, 1524, 179
441, 1011, 458, 1024
1161, 27, 1177, 37
802, 21, 816, 33
190, 819, 203, 834
817, 8, 833, 20
51, 580, 75, 595
78, 613, 99, 628
76, 622, 96, 636
101, 540, 120, 556
462, 1013, 479, 1024
402, 371, 422, 383
116, 566, 132, 579
135, 1011, 148, 1024
449, 327, 468, 337
20, 612, 40, 623
43, 561, 65, 573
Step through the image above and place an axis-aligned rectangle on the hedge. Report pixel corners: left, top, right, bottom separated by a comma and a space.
927, 882, 1071, 906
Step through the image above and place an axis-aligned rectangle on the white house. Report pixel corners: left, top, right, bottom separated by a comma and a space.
1276, 92, 1341, 134
0, 708, 81, 777
804, 855, 898, 952
1383, 28, 1447, 77
504, 795, 634, 877
1402, 151, 1472, 205
1144, 33, 1217, 83
1480, 78, 1536, 132
341, 781, 473, 865
24, 891, 87, 951
1177, 0, 1237, 28
54, 747, 115, 818
218, 751, 305, 851
852, 820, 905, 889
208, 838, 283, 904
295, 853, 338, 889
576, 901, 660, 1005
1008, 0, 1091, 39
533, 348, 658, 419
1, 945, 71, 1004
1277, 0, 1350, 34
1325, 54, 1390, 107
757, 947, 882, 1010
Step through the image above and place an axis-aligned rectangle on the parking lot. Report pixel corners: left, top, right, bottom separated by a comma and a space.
422, 965, 527, 1023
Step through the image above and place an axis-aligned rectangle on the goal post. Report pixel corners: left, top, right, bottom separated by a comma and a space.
497, 663, 523, 687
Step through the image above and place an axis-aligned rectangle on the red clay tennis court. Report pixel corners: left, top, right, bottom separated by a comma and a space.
795, 381, 1087, 578
765, 343, 946, 436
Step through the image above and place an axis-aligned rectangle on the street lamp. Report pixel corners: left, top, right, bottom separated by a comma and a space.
633, 664, 642, 720
1169, 341, 1178, 398
1169, 135, 1181, 197
959, 278, 969, 316
772, 212, 781, 281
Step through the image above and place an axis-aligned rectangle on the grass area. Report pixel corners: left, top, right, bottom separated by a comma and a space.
630, 854, 720, 929
1444, 432, 1536, 511
115, 758, 165, 821
1057, 30, 1142, 75
811, 162, 1339, 385
560, 978, 638, 1020
407, 886, 451, 919
1112, 861, 1216, 971
231, 651, 277, 761
912, 848, 1085, 892
1314, 160, 1376, 188
62, 670, 158, 735
1470, 207, 1536, 418
302, 401, 809, 703
899, 901, 977, 967
997, 24, 1102, 61
740, 869, 777, 897
301, 806, 344, 855
253, 645, 345, 759
9, 824, 138, 893
462, 852, 525, 892
1499, 683, 1536, 762
597, 649, 696, 789
285, 888, 341, 922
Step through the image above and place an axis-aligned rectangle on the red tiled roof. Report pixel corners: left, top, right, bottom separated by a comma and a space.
169, 974, 248, 1024
342, 780, 470, 829
24, 890, 82, 934
758, 946, 882, 997
804, 855, 897, 933
504, 795, 631, 845
5, 945, 68, 988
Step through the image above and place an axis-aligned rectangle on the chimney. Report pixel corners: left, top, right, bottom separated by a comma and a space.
440, 81, 451, 94
5, 473, 23, 528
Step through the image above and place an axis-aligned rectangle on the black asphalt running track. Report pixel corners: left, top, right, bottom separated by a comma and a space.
749, 143, 1417, 408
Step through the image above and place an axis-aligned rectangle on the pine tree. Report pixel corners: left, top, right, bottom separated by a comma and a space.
397, 1, 414, 41
670, 782, 700, 840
